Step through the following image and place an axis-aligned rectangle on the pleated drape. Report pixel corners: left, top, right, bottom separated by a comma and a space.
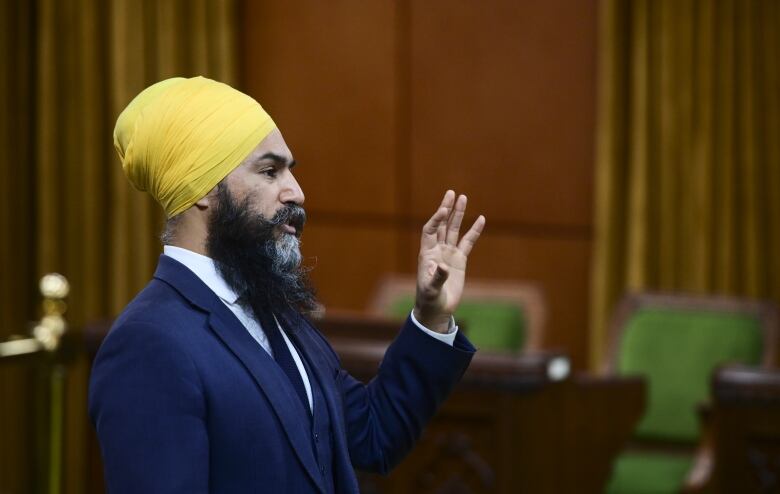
591, 0, 780, 368
0, 1, 237, 491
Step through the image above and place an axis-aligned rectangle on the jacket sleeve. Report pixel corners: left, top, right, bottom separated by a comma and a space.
88, 321, 209, 493
336, 316, 475, 474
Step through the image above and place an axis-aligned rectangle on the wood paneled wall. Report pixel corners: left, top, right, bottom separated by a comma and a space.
241, 0, 597, 368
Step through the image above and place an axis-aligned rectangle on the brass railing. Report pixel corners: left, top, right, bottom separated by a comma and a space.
0, 273, 69, 494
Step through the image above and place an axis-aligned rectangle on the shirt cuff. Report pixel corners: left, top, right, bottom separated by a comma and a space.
409, 310, 458, 347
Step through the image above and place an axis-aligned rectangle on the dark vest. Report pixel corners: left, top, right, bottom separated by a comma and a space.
301, 351, 337, 494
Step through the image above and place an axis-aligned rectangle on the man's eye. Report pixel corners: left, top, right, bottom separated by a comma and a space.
261, 168, 277, 178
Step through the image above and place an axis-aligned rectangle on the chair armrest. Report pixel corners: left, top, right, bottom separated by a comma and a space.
681, 402, 716, 494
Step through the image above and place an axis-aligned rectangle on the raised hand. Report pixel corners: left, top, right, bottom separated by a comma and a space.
414, 190, 486, 333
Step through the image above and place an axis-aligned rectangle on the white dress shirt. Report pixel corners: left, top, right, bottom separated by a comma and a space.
163, 246, 458, 411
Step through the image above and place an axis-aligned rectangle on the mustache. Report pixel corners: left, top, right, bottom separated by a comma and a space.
270, 204, 306, 235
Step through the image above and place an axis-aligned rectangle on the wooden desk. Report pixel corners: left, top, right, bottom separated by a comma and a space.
319, 313, 645, 494
686, 366, 780, 494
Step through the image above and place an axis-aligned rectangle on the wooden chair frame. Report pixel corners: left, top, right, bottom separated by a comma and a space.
368, 274, 547, 352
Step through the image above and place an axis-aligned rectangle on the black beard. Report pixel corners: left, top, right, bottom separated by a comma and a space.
205, 183, 317, 322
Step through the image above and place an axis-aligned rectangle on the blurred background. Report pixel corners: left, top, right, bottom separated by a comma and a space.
2, 0, 779, 493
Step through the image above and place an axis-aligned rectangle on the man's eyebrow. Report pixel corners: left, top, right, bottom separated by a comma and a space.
257, 152, 296, 168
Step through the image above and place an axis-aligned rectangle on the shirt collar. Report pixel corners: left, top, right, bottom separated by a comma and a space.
163, 245, 240, 305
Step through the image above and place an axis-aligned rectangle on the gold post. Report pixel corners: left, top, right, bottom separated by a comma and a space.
48, 364, 65, 494
36, 274, 69, 494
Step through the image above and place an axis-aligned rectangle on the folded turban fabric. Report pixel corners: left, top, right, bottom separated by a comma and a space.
113, 76, 276, 217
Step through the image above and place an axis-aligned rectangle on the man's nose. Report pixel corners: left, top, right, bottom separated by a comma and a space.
279, 172, 305, 205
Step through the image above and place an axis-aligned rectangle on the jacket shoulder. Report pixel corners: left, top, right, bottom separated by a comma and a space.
116, 278, 204, 328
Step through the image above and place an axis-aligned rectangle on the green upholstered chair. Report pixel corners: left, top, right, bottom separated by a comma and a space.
602, 293, 778, 494
369, 275, 546, 353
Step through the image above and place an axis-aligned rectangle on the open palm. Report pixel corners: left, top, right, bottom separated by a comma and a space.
414, 190, 486, 333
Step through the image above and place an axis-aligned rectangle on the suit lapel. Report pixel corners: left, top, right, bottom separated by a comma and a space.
283, 312, 360, 494
153, 256, 325, 494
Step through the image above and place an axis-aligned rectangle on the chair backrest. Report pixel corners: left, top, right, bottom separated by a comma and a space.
369, 275, 546, 352
603, 293, 778, 443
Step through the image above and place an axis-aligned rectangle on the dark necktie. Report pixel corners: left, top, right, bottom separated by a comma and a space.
259, 311, 311, 416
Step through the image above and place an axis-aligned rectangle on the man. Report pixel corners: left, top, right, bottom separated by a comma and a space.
89, 76, 486, 493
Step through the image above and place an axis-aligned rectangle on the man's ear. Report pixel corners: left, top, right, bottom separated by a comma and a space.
195, 184, 220, 210
194, 195, 210, 210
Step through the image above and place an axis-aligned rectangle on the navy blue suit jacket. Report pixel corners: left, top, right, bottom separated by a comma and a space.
89, 255, 475, 493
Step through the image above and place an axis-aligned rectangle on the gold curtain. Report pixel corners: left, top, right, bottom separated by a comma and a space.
590, 0, 780, 368
0, 1, 238, 491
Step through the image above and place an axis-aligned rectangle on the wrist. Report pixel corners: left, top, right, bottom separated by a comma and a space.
413, 307, 452, 334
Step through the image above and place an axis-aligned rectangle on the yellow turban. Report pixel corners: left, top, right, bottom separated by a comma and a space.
114, 76, 276, 217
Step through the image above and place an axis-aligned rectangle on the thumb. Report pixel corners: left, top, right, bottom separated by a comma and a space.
430, 264, 449, 289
